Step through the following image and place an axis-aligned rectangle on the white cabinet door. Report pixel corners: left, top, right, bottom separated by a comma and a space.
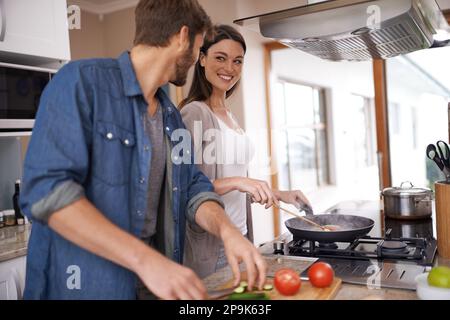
0, 0, 70, 61
0, 256, 26, 300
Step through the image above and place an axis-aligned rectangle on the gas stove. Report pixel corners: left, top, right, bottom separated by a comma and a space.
287, 229, 437, 266
268, 201, 438, 290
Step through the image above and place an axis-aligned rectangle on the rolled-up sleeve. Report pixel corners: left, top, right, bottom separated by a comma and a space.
186, 191, 224, 225
20, 63, 92, 224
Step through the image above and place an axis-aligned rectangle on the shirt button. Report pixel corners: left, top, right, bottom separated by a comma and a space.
139, 178, 145, 184
124, 139, 130, 146
173, 187, 178, 192
144, 146, 150, 151
137, 210, 143, 216
106, 133, 114, 140
186, 150, 190, 155
166, 127, 170, 132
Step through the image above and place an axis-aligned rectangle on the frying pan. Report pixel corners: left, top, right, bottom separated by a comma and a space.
285, 214, 375, 243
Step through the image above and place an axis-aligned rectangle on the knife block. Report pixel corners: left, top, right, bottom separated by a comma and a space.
435, 181, 450, 259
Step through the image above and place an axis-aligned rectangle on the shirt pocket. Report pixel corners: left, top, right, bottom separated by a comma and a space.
92, 121, 136, 186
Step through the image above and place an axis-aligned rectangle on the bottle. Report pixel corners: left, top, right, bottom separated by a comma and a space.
13, 180, 24, 225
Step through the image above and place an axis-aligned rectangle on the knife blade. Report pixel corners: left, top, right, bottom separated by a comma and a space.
207, 287, 238, 300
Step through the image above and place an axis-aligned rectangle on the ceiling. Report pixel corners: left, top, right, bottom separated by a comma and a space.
73, 0, 450, 16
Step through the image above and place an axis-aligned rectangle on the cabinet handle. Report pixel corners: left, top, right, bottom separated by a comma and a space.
0, 0, 6, 42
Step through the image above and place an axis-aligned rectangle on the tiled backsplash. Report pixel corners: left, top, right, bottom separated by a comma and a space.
0, 137, 29, 211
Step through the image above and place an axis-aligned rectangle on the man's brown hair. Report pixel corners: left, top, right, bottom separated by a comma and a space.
134, 0, 212, 47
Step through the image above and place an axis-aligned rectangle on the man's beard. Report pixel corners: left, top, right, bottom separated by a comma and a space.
170, 48, 196, 87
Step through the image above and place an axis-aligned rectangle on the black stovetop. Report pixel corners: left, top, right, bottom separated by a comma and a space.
287, 228, 437, 266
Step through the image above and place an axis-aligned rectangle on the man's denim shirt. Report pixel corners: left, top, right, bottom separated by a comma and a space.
20, 52, 223, 300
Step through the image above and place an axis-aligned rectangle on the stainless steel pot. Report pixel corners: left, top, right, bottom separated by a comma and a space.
382, 182, 433, 220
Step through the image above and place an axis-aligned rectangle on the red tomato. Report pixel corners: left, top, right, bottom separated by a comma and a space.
308, 262, 335, 288
274, 268, 301, 296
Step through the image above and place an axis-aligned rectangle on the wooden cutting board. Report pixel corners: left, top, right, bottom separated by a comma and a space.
219, 273, 342, 300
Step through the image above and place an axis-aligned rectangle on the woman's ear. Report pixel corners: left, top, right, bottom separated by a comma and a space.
199, 52, 206, 67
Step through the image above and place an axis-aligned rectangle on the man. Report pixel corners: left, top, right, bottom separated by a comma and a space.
20, 0, 266, 300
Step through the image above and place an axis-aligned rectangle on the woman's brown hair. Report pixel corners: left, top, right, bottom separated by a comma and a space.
179, 25, 247, 109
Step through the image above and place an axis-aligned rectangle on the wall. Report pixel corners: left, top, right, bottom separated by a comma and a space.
0, 137, 28, 211
103, 8, 136, 58
69, 9, 106, 60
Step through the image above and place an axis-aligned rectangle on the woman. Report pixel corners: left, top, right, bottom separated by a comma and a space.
180, 25, 311, 278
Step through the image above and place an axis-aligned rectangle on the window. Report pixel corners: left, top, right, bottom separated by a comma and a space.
273, 80, 329, 193
347, 94, 377, 168
386, 48, 450, 188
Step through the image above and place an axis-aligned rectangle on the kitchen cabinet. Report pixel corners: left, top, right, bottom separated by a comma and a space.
0, 255, 26, 300
0, 0, 70, 62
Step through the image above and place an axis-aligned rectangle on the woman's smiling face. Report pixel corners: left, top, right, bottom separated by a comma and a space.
200, 39, 245, 94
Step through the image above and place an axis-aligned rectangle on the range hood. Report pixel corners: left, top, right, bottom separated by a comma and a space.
234, 0, 450, 61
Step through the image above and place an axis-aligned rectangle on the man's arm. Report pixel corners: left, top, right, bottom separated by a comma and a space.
194, 201, 267, 290
48, 197, 207, 300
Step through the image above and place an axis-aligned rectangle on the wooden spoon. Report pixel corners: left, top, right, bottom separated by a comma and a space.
275, 204, 331, 232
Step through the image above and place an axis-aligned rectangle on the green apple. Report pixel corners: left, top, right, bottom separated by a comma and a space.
427, 266, 450, 289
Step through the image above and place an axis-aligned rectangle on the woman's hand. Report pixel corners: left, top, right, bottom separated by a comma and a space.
235, 177, 279, 209
274, 190, 312, 211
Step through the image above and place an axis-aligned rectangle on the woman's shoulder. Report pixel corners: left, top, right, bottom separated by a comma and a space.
181, 100, 215, 123
181, 100, 209, 114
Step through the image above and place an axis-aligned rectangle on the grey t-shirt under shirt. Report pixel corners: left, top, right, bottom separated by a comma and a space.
141, 103, 166, 240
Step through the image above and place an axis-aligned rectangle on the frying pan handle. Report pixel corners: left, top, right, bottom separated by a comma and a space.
299, 203, 314, 216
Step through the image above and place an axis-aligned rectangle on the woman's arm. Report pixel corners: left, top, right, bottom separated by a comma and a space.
212, 177, 240, 195
214, 177, 279, 208
273, 189, 312, 210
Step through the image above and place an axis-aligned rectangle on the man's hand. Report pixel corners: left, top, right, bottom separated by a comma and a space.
135, 250, 207, 300
274, 190, 311, 210
221, 227, 267, 291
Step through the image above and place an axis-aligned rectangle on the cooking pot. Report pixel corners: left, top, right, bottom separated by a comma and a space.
382, 182, 433, 220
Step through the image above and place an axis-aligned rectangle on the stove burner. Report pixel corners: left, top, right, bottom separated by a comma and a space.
381, 241, 408, 253
273, 241, 285, 255
318, 242, 338, 249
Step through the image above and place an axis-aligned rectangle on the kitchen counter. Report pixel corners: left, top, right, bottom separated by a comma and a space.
0, 224, 31, 263
204, 200, 450, 300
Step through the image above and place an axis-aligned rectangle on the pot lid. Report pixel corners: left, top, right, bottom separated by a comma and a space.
383, 181, 431, 196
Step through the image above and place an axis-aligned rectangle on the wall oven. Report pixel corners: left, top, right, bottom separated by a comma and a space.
0, 62, 55, 131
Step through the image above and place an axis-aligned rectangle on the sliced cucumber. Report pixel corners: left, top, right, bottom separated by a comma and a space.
263, 284, 273, 291
233, 286, 245, 294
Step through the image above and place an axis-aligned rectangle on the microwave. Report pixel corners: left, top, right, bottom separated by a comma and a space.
0, 62, 55, 131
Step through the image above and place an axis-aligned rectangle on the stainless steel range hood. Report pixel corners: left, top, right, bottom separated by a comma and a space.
234, 0, 450, 61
